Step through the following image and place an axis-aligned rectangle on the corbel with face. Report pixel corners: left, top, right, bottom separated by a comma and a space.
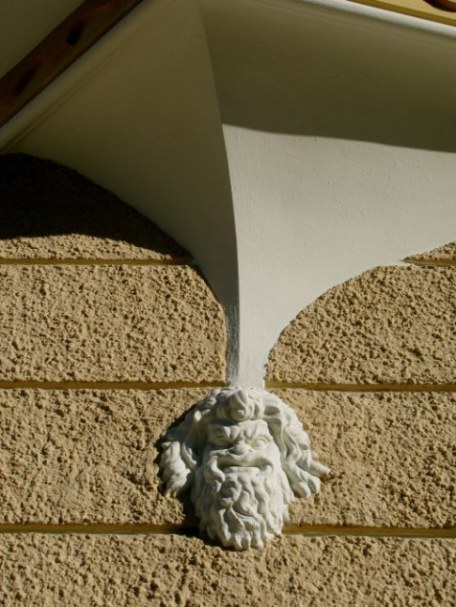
160, 388, 329, 550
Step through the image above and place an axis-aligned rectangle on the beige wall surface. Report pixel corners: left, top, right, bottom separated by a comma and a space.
278, 390, 455, 528
1, 153, 454, 604
1, 0, 455, 603
0, 264, 225, 382
268, 265, 456, 384
1, 388, 205, 526
2, 535, 455, 607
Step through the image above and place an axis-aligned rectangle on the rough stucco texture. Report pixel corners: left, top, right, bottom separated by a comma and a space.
0, 154, 187, 259
1, 534, 455, 607
2, 389, 453, 528
0, 265, 226, 382
408, 241, 456, 261
276, 390, 456, 528
268, 266, 456, 384
0, 389, 206, 525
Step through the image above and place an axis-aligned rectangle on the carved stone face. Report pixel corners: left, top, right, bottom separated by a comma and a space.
160, 388, 329, 550
195, 416, 292, 549
206, 418, 276, 462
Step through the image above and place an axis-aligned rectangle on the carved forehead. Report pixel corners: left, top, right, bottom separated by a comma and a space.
239, 419, 270, 437
211, 388, 267, 422
208, 418, 271, 439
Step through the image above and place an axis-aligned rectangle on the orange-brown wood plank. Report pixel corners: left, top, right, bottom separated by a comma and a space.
0, 0, 144, 128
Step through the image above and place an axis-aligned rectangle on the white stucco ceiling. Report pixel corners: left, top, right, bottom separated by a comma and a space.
0, 0, 83, 78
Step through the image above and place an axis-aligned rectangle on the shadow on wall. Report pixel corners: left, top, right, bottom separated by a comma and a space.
201, 0, 456, 152
0, 154, 188, 258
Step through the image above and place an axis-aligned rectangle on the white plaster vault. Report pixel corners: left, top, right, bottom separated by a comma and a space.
1, 0, 456, 387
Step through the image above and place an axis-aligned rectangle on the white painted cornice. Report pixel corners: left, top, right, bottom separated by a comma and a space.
2, 0, 456, 152
244, 0, 456, 40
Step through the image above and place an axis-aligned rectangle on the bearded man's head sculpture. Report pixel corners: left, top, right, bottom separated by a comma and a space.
160, 388, 329, 550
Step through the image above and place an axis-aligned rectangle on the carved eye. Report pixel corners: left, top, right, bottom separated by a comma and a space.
251, 436, 269, 449
211, 434, 232, 448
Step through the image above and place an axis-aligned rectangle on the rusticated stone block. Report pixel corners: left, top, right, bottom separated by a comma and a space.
275, 390, 456, 528
407, 241, 456, 262
2, 389, 453, 529
0, 265, 226, 382
0, 389, 206, 524
1, 534, 455, 607
268, 266, 456, 384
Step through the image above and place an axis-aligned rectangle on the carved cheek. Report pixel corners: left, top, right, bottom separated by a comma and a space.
263, 442, 282, 464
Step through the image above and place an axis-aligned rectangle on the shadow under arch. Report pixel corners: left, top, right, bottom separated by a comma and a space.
0, 152, 230, 384
0, 153, 189, 259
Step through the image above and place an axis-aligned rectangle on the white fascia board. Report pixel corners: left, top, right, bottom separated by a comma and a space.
246, 0, 456, 41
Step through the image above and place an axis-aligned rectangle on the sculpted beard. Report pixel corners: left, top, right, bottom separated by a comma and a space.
192, 452, 293, 550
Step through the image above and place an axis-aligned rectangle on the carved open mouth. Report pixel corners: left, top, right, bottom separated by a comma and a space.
223, 465, 271, 475
217, 456, 273, 473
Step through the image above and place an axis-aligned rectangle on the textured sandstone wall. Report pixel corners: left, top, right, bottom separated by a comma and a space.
2, 535, 455, 607
1, 154, 454, 605
406, 242, 456, 262
268, 265, 455, 385
0, 154, 224, 605
266, 248, 456, 605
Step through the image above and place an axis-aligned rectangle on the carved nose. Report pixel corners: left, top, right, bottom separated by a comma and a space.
232, 442, 249, 456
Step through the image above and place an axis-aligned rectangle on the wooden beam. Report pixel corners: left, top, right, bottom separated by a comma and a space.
0, 0, 144, 129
